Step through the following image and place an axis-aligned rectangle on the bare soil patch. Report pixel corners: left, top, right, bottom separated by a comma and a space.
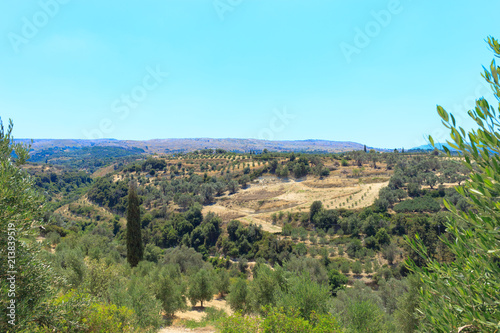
203, 169, 391, 233
235, 189, 285, 201
158, 326, 216, 333
158, 297, 231, 332
92, 164, 116, 178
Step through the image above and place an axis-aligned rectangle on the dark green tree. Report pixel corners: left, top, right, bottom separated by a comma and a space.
328, 269, 348, 295
375, 227, 390, 246
126, 181, 143, 267
309, 200, 323, 222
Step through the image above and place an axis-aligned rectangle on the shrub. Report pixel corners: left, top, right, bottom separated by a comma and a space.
340, 261, 350, 274
238, 257, 248, 273
43, 290, 135, 333
55, 248, 87, 289
249, 265, 280, 313
393, 196, 440, 213
260, 307, 343, 333
328, 269, 348, 296
162, 246, 205, 274
228, 278, 249, 313
346, 239, 363, 258
284, 256, 328, 285
383, 242, 398, 265
86, 303, 135, 333
218, 307, 342, 333
282, 223, 292, 236
351, 261, 363, 275
83, 258, 115, 299
46, 231, 61, 246
299, 228, 308, 241
364, 236, 378, 250
144, 243, 163, 263
375, 228, 390, 246
217, 311, 260, 333
318, 236, 327, 245
150, 265, 187, 317
294, 243, 307, 256
364, 261, 373, 274
332, 281, 386, 332
128, 277, 162, 329
215, 269, 231, 297
275, 272, 331, 319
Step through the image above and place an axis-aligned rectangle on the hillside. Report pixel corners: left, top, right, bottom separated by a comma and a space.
13, 142, 476, 332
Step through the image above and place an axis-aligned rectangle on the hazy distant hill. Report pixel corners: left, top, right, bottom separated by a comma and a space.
410, 143, 456, 151
15, 138, 386, 155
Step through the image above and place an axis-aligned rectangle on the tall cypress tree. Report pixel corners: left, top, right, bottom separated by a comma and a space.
126, 181, 143, 267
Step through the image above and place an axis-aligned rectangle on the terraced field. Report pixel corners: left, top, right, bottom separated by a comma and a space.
203, 169, 390, 233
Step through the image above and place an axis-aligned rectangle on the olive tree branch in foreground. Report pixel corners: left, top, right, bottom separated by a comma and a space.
406, 36, 500, 333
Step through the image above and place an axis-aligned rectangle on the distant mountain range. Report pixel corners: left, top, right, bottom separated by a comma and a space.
410, 143, 456, 151
14, 138, 390, 154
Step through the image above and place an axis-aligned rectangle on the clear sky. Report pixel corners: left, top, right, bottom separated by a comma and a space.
1, 0, 499, 149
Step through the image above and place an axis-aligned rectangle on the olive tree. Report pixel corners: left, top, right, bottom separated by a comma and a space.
0, 120, 55, 331
188, 268, 214, 308
407, 37, 500, 332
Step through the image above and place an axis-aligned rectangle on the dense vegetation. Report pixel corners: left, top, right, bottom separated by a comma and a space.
4, 133, 467, 332
1, 37, 499, 333
28, 146, 144, 172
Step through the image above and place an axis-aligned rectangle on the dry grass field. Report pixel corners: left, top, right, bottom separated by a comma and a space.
202, 165, 391, 233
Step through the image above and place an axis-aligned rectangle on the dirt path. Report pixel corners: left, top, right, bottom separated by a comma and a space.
176, 298, 232, 322
157, 327, 215, 333
157, 297, 231, 333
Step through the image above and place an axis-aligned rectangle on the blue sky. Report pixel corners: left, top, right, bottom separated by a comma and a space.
1, 0, 499, 149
